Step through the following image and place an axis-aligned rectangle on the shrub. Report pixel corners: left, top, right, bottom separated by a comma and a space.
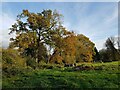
74, 64, 94, 71
26, 57, 37, 69
2, 49, 26, 77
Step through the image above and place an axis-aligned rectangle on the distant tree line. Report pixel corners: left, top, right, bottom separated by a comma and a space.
94, 37, 120, 62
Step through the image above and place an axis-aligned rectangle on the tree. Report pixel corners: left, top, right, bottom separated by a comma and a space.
105, 37, 117, 61
9, 9, 63, 63
99, 49, 111, 62
93, 47, 100, 62
49, 33, 95, 65
49, 28, 76, 64
9, 9, 96, 66
117, 36, 120, 52
62, 32, 77, 65
104, 37, 120, 61
75, 34, 95, 63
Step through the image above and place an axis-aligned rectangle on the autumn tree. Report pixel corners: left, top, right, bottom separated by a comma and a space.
50, 33, 95, 65
49, 27, 74, 64
75, 34, 95, 63
62, 32, 77, 65
9, 9, 63, 63
9, 9, 96, 66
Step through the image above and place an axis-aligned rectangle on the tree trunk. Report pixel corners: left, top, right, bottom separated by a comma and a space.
37, 32, 41, 63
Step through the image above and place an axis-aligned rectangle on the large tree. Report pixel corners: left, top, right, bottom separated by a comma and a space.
9, 9, 96, 66
49, 27, 75, 64
9, 9, 63, 63
49, 33, 95, 64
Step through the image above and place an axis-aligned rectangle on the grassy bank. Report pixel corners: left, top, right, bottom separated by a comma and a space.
2, 61, 120, 89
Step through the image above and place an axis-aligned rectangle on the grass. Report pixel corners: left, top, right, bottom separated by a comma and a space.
2, 61, 120, 89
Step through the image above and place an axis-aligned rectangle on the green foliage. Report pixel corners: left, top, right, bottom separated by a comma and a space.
25, 57, 37, 69
37, 61, 63, 69
100, 37, 120, 62
99, 49, 112, 62
99, 48, 120, 62
93, 47, 100, 62
2, 49, 26, 67
2, 49, 26, 77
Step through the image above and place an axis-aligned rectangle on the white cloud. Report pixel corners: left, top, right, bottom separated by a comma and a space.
94, 38, 107, 51
63, 3, 118, 50
0, 13, 16, 48
63, 22, 71, 31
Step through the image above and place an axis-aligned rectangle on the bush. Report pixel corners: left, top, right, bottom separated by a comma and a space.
74, 64, 94, 71
26, 57, 37, 69
38, 63, 54, 69
37, 62, 63, 70
2, 49, 26, 66
2, 49, 26, 77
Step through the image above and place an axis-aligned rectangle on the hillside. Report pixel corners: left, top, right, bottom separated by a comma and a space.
2, 61, 120, 89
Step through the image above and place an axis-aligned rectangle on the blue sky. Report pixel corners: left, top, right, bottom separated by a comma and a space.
0, 2, 118, 50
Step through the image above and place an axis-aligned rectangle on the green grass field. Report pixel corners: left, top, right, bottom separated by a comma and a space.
2, 61, 120, 89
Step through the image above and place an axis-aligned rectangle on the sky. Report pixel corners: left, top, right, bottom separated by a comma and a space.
1, 0, 120, 2
0, 2, 118, 50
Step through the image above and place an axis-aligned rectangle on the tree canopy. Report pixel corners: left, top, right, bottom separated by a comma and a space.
9, 9, 96, 66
